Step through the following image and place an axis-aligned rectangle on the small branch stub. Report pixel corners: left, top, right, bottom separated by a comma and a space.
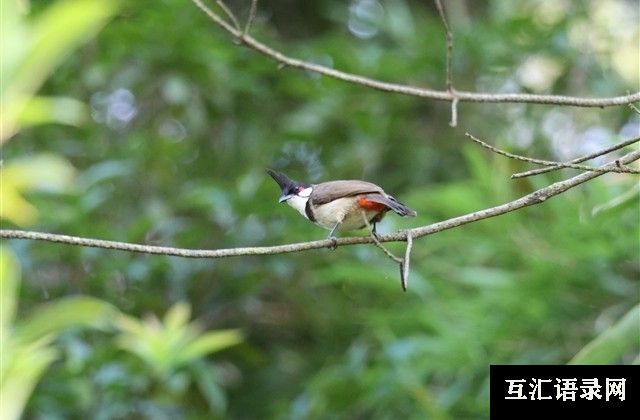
400, 232, 414, 292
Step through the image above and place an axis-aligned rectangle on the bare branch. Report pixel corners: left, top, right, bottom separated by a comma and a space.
513, 136, 640, 179
215, 0, 240, 31
188, 0, 640, 107
361, 212, 402, 264
467, 133, 640, 175
3, 149, 639, 259
434, 0, 454, 92
244, 0, 258, 36
363, 214, 406, 292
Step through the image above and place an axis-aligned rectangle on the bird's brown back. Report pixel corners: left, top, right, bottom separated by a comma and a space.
310, 180, 385, 205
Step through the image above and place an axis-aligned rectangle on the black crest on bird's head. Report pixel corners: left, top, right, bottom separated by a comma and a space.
266, 169, 309, 200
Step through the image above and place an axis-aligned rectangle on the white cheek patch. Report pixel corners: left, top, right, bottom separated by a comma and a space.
287, 195, 310, 218
298, 187, 312, 198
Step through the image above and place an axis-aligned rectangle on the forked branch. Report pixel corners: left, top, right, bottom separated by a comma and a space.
467, 133, 640, 176
189, 0, 640, 107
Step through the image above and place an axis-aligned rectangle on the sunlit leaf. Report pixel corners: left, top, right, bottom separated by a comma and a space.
164, 301, 192, 331
0, 337, 57, 420
18, 95, 88, 128
0, 154, 75, 226
115, 303, 243, 375
0, 247, 20, 342
1, 0, 118, 142
569, 304, 640, 364
14, 297, 119, 343
178, 329, 243, 364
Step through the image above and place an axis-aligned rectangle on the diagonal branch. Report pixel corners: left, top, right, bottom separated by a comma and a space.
188, 0, 640, 107
467, 133, 640, 175
215, 0, 240, 30
361, 212, 402, 264
244, 0, 258, 36
3, 149, 639, 258
512, 136, 640, 179
361, 212, 412, 291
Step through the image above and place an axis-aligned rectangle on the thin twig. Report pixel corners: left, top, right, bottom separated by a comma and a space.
434, 0, 454, 92
438, 0, 457, 128
360, 212, 408, 290
467, 133, 640, 175
188, 0, 640, 108
361, 212, 402, 264
512, 136, 640, 179
400, 232, 413, 292
244, 0, 258, 36
629, 103, 640, 114
215, 0, 240, 30
3, 149, 639, 258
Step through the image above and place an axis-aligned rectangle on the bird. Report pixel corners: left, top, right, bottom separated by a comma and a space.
266, 169, 416, 243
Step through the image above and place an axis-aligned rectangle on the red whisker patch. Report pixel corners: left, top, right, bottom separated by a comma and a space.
357, 196, 387, 212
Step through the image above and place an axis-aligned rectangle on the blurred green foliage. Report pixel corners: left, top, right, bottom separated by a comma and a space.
2, 0, 638, 418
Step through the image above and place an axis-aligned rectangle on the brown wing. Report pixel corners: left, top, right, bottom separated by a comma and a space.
359, 193, 417, 217
310, 180, 384, 205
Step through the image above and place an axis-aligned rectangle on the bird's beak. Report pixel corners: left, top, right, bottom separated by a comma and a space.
278, 194, 292, 203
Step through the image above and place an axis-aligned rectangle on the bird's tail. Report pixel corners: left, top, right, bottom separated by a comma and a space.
363, 193, 417, 217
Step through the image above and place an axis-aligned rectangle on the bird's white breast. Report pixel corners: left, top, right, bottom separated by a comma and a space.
311, 197, 380, 231
286, 187, 380, 232
285, 187, 313, 218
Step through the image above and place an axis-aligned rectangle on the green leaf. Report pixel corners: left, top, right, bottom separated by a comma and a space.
13, 297, 119, 343
569, 304, 640, 364
0, 247, 20, 337
0, 154, 76, 226
1, 0, 118, 142
164, 301, 192, 331
178, 329, 243, 364
191, 360, 227, 415
0, 337, 58, 420
18, 95, 88, 128
115, 305, 242, 374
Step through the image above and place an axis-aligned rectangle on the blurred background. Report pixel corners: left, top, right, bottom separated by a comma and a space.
1, 0, 638, 418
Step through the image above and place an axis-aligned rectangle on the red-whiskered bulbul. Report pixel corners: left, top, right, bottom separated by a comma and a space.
267, 169, 417, 240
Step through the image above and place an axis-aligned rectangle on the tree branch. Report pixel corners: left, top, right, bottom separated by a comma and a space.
433, 0, 458, 126
244, 0, 258, 36
3, 149, 639, 259
215, 0, 240, 30
467, 133, 640, 175
512, 136, 640, 179
434, 0, 454, 92
361, 212, 402, 264
188, 0, 640, 107
361, 212, 411, 290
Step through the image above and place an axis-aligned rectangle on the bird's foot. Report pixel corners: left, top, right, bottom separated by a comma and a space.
327, 223, 340, 250
371, 223, 380, 240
